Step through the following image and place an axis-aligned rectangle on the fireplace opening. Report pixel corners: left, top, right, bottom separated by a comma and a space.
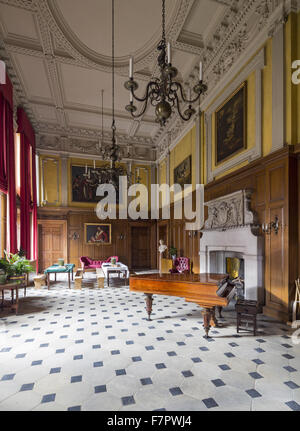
209, 251, 245, 280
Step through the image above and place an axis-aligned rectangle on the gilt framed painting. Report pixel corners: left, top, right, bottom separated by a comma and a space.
215, 82, 247, 165
174, 156, 192, 187
84, 223, 112, 246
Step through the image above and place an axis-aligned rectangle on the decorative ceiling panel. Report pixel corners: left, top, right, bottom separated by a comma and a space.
0, 3, 40, 41
11, 52, 53, 100
53, 0, 176, 60
0, 0, 294, 164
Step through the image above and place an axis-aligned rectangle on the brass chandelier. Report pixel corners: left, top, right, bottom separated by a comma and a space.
124, 0, 207, 126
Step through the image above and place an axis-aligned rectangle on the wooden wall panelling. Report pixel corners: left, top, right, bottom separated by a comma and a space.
263, 156, 292, 321
204, 147, 298, 322
38, 207, 156, 270
38, 220, 67, 271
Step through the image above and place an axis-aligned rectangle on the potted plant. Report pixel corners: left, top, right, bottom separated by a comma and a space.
0, 258, 11, 284
111, 257, 117, 266
169, 246, 177, 261
3, 251, 33, 282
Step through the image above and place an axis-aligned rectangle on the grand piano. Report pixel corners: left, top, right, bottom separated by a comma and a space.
129, 273, 236, 337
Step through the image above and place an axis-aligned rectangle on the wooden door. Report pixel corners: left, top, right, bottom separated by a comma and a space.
38, 220, 67, 271
131, 226, 151, 269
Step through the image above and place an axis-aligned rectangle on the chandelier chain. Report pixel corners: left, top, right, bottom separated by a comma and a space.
112, 0, 115, 132
124, 0, 207, 126
162, 0, 166, 43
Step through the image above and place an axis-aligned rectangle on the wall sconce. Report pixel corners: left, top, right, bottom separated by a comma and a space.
188, 231, 198, 238
70, 232, 80, 240
40, 200, 48, 207
262, 216, 280, 235
118, 234, 125, 240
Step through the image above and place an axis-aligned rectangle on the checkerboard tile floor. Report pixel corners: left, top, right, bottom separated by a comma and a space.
0, 275, 300, 411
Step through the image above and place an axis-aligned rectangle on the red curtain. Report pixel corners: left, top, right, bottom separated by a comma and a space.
0, 75, 17, 253
0, 92, 7, 193
17, 108, 37, 262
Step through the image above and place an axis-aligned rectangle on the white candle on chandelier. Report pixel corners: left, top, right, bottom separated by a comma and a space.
129, 56, 133, 78
85, 164, 87, 174
167, 42, 171, 64
199, 61, 203, 81
93, 160, 96, 169
130, 91, 133, 103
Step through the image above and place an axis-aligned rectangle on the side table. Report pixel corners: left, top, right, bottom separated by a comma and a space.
235, 299, 259, 336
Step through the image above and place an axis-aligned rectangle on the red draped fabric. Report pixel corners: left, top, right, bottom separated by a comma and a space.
17, 107, 37, 261
0, 75, 17, 253
0, 92, 7, 193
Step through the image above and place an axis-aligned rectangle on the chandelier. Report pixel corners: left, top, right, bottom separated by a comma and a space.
124, 0, 207, 126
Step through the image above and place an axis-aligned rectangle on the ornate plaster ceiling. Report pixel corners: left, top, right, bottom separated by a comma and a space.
0, 0, 297, 162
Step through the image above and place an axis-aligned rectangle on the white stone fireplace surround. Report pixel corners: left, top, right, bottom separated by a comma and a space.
199, 190, 264, 304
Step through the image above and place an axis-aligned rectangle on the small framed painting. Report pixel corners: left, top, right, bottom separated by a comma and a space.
84, 223, 112, 245
215, 82, 247, 165
174, 156, 192, 187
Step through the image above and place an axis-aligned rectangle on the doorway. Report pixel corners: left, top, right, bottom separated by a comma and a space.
38, 220, 67, 271
131, 226, 151, 269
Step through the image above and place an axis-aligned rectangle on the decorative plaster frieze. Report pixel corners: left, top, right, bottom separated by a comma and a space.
37, 134, 156, 162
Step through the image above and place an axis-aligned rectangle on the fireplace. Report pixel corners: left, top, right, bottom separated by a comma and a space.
199, 190, 264, 305
210, 251, 245, 280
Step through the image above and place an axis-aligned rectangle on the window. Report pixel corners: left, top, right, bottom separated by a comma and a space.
15, 132, 21, 196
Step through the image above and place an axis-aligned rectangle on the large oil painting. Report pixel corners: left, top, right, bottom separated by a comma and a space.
71, 165, 121, 203
215, 82, 247, 165
84, 223, 112, 245
174, 156, 192, 187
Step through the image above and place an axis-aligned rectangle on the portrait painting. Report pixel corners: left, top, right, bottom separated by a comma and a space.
84, 223, 112, 245
215, 82, 247, 165
174, 156, 192, 187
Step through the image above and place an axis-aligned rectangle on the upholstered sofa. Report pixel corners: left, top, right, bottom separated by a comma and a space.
80, 256, 119, 272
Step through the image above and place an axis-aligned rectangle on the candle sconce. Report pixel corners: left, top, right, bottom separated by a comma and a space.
70, 232, 80, 240
262, 216, 280, 235
118, 234, 125, 240
188, 231, 198, 238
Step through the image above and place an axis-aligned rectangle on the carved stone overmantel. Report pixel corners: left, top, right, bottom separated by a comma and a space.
200, 189, 263, 303
203, 190, 257, 231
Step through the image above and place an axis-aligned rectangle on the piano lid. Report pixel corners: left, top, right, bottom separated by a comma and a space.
130, 273, 227, 285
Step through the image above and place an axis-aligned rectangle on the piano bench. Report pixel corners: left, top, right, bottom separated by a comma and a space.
235, 300, 259, 336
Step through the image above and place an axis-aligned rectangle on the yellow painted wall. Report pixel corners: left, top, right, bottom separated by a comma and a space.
298, 11, 300, 144
39, 155, 61, 206
262, 38, 273, 156
285, 12, 299, 146
159, 35, 274, 186
169, 126, 196, 190
40, 155, 153, 209
132, 163, 152, 208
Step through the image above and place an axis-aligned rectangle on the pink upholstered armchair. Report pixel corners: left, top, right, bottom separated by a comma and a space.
80, 256, 119, 272
169, 257, 191, 274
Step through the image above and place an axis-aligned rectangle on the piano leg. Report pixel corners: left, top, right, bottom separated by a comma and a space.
202, 307, 213, 338
217, 306, 223, 318
145, 294, 153, 321
210, 307, 219, 327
